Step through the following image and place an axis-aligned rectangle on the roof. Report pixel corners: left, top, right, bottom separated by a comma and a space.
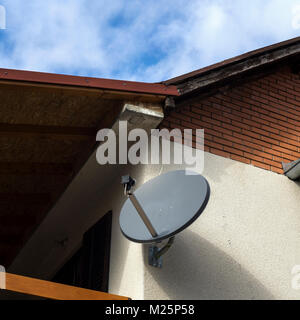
163, 36, 300, 96
0, 68, 179, 96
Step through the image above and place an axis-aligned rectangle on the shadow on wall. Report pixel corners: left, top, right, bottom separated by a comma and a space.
143, 230, 274, 300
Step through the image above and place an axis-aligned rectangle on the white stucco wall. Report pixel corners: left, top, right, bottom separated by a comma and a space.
10, 145, 300, 300
109, 151, 300, 300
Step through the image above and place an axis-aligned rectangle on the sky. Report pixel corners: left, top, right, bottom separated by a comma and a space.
0, 0, 300, 82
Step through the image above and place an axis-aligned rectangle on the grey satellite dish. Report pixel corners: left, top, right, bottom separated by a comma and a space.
120, 170, 210, 267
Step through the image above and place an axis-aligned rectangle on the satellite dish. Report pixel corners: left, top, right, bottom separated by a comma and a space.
119, 170, 210, 267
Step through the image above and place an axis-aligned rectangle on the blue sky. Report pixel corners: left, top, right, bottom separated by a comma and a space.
0, 0, 300, 82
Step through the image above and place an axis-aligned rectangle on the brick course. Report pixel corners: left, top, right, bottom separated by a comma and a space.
161, 66, 300, 174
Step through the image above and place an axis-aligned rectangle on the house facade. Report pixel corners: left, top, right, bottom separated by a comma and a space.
1, 37, 300, 299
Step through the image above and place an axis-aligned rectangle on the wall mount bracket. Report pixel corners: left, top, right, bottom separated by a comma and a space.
148, 236, 175, 268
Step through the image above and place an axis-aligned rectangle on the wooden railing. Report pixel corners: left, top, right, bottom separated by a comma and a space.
1, 272, 130, 300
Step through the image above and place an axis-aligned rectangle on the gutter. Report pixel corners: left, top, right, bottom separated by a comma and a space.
282, 159, 300, 180
0, 68, 179, 97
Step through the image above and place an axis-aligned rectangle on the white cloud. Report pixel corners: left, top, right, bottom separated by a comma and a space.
0, 0, 299, 82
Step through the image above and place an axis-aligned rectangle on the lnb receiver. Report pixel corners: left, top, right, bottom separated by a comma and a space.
121, 175, 136, 193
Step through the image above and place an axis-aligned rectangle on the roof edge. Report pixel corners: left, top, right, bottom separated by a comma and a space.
163, 36, 300, 88
0, 68, 179, 96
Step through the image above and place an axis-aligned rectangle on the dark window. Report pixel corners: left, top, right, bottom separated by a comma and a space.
52, 211, 112, 292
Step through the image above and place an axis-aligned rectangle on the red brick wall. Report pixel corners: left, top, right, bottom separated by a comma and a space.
161, 66, 300, 174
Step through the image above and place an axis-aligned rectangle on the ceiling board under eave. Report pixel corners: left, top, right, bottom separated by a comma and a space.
0, 80, 165, 267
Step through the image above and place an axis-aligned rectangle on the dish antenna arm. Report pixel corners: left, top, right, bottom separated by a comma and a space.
122, 175, 158, 238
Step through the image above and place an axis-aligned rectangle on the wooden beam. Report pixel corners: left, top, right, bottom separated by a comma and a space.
0, 162, 73, 176
2, 273, 130, 300
0, 123, 97, 137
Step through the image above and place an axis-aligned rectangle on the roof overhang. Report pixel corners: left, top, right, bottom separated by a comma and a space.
0, 68, 178, 267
